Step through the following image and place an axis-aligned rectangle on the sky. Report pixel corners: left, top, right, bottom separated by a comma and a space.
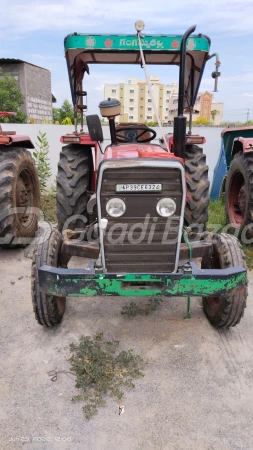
1, 0, 253, 122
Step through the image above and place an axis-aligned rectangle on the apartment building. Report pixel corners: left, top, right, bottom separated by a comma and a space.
104, 77, 178, 124
104, 78, 223, 125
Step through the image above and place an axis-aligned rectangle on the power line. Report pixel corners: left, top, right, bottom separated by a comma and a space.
246, 108, 250, 122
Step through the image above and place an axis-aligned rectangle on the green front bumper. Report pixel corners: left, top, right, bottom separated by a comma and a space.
38, 262, 246, 298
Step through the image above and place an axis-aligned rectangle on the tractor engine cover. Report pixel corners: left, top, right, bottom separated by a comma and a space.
97, 154, 185, 273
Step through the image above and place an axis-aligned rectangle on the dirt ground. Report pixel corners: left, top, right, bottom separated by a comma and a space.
1, 236, 253, 450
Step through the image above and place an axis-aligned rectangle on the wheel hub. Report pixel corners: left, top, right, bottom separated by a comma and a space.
238, 184, 246, 216
16, 169, 35, 226
17, 178, 28, 206
228, 171, 246, 226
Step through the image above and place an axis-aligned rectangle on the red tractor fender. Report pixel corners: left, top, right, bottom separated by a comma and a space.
0, 132, 35, 149
0, 112, 34, 148
162, 133, 206, 152
231, 137, 253, 156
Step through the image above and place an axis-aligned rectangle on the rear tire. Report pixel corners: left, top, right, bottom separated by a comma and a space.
202, 233, 247, 328
225, 152, 253, 239
31, 230, 66, 327
0, 146, 40, 247
56, 144, 92, 232
184, 145, 210, 235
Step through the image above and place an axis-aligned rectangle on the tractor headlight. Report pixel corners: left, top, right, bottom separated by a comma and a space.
156, 198, 176, 217
106, 198, 126, 217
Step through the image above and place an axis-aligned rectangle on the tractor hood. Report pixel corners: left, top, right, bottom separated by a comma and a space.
103, 143, 184, 163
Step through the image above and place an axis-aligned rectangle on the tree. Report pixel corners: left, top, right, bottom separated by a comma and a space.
0, 71, 27, 123
53, 99, 86, 125
53, 99, 74, 124
211, 110, 217, 122
53, 107, 61, 123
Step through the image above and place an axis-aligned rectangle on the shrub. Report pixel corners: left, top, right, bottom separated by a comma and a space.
33, 131, 52, 193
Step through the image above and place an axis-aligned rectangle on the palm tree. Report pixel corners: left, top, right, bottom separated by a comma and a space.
211, 109, 217, 122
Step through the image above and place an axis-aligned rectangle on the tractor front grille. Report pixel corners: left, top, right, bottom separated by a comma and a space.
97, 160, 185, 273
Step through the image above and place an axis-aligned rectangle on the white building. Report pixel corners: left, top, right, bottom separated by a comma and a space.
104, 78, 223, 125
104, 77, 178, 124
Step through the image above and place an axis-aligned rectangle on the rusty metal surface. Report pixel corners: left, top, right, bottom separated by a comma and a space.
38, 262, 247, 298
179, 241, 212, 260
60, 132, 98, 145
61, 241, 99, 260
60, 239, 212, 266
6, 134, 35, 149
231, 136, 253, 155
221, 126, 253, 138
237, 137, 253, 152
160, 133, 206, 152
0, 131, 16, 136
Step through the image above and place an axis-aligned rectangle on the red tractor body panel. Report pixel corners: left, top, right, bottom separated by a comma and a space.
103, 143, 184, 163
231, 136, 253, 155
0, 112, 34, 148
161, 133, 206, 152
0, 134, 35, 149
60, 132, 98, 146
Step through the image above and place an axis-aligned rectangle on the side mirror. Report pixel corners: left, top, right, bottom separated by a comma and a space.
86, 115, 104, 142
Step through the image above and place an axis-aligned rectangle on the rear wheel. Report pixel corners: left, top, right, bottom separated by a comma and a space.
225, 152, 253, 238
31, 230, 66, 327
184, 145, 210, 235
56, 144, 92, 232
202, 233, 247, 328
0, 146, 40, 247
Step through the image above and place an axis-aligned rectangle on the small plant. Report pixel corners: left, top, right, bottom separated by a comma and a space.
40, 185, 56, 222
121, 296, 163, 317
61, 117, 72, 125
33, 131, 52, 193
69, 333, 145, 419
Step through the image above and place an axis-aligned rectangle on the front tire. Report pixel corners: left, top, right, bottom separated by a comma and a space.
31, 230, 66, 327
184, 145, 210, 235
0, 147, 40, 246
56, 144, 92, 232
225, 152, 253, 238
202, 233, 247, 328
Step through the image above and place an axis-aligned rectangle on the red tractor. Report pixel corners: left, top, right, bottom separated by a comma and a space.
0, 112, 40, 246
32, 23, 247, 329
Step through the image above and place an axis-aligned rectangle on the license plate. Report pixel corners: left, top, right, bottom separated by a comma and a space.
116, 183, 162, 192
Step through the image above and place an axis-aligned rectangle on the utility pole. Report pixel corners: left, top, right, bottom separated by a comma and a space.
246, 108, 250, 123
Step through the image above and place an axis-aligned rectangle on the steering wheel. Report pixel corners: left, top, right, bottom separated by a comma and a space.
115, 126, 157, 143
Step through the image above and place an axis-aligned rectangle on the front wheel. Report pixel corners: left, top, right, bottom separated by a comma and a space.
202, 233, 247, 328
31, 230, 66, 327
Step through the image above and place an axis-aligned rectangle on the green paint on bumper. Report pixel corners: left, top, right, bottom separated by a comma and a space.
38, 263, 247, 298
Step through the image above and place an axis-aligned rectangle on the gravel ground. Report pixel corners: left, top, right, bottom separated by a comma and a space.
1, 238, 253, 450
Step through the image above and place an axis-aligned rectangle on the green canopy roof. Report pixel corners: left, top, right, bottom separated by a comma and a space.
64, 33, 211, 111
